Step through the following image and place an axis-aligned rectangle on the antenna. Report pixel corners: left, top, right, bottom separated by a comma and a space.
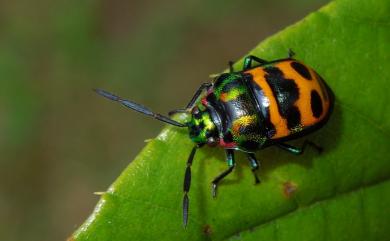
94, 89, 186, 127
183, 145, 198, 227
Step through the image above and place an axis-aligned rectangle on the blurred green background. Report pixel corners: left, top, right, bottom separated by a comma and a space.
0, 0, 328, 240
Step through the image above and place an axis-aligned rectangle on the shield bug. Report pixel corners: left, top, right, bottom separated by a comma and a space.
95, 50, 334, 227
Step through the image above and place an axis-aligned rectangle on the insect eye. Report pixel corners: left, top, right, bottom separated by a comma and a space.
192, 107, 202, 119
207, 137, 215, 144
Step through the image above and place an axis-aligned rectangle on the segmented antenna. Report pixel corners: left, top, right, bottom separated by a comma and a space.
183, 145, 198, 227
94, 89, 186, 127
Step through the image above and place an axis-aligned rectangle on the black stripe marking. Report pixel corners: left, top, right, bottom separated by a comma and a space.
310, 90, 323, 118
244, 73, 276, 138
286, 108, 301, 129
291, 61, 312, 80
264, 66, 301, 130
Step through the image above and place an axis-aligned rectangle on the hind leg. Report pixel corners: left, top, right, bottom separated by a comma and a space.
211, 149, 235, 198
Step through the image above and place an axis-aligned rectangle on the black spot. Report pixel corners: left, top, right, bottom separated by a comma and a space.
291, 61, 312, 80
264, 67, 301, 130
314, 71, 329, 101
311, 90, 323, 118
223, 131, 234, 143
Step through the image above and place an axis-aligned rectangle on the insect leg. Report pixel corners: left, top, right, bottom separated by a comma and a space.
228, 61, 234, 73
247, 153, 260, 184
288, 48, 296, 58
183, 145, 198, 228
168, 83, 212, 116
243, 55, 269, 70
185, 83, 212, 109
276, 140, 323, 155
211, 149, 235, 198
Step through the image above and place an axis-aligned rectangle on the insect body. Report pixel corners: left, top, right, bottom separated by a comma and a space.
95, 50, 334, 227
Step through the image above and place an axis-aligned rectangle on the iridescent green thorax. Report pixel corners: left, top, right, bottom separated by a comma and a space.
205, 72, 269, 151
213, 73, 243, 99
187, 106, 218, 145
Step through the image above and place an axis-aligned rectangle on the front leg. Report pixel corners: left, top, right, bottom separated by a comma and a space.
247, 153, 260, 184
211, 149, 235, 198
168, 82, 212, 116
243, 55, 269, 70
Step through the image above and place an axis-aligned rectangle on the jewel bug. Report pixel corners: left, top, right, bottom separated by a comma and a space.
95, 50, 334, 227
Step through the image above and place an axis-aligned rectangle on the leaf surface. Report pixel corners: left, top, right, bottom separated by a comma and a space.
70, 0, 390, 240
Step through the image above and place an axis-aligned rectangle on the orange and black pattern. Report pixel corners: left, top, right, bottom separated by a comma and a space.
244, 59, 332, 140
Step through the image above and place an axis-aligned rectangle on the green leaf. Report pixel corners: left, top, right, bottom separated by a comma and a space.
70, 0, 390, 240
